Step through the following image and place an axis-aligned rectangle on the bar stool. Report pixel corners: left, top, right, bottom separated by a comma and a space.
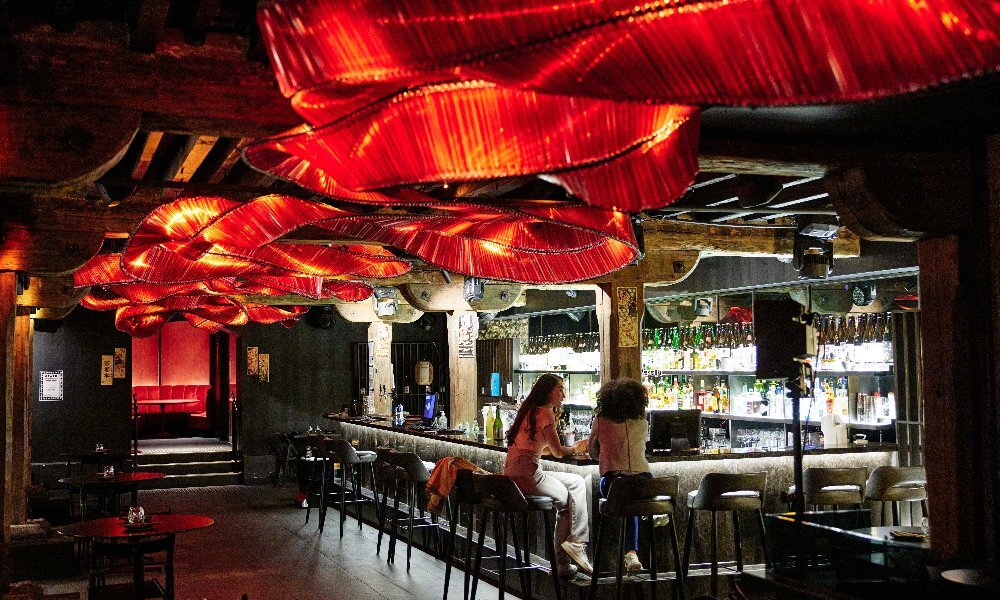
443, 468, 482, 600
865, 466, 927, 525
383, 452, 440, 570
683, 472, 769, 598
323, 438, 377, 537
588, 475, 686, 600
302, 434, 330, 526
374, 447, 398, 556
469, 473, 562, 600
788, 467, 867, 510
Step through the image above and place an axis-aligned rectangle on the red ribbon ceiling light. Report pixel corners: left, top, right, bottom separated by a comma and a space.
247, 0, 1000, 213
77, 195, 637, 335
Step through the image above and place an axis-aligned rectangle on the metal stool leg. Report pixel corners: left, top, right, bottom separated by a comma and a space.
543, 509, 563, 600
509, 514, 529, 598
667, 517, 686, 600
465, 503, 475, 600
733, 511, 744, 571
470, 509, 490, 600
616, 516, 627, 600
647, 518, 658, 600
682, 508, 695, 577
710, 511, 719, 598
497, 512, 509, 600
443, 498, 458, 600
407, 483, 416, 571
589, 514, 604, 600
755, 509, 770, 567
376, 468, 389, 555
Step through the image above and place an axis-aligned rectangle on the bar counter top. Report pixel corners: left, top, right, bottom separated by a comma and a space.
323, 412, 895, 464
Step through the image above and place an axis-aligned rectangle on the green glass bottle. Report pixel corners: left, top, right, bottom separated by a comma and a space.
492, 405, 503, 442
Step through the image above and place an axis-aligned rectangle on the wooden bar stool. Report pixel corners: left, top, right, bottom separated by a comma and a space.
443, 468, 482, 600
683, 472, 769, 598
865, 466, 927, 525
588, 475, 686, 600
323, 438, 377, 537
302, 434, 330, 526
469, 474, 562, 600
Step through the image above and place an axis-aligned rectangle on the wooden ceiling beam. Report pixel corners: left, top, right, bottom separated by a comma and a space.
642, 220, 860, 258
0, 102, 140, 191
4, 23, 299, 138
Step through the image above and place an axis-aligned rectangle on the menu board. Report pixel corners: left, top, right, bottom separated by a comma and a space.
39, 371, 63, 401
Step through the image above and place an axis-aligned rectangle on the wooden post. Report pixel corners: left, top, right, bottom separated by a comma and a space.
913, 137, 1000, 567
368, 322, 393, 415
0, 272, 18, 593
595, 281, 644, 383
10, 310, 33, 525
447, 311, 479, 429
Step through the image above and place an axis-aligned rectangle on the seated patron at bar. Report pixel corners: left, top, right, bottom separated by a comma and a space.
589, 378, 654, 574
504, 373, 593, 576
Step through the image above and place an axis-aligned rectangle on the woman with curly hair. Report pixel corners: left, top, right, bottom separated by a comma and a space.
504, 373, 592, 577
588, 377, 652, 574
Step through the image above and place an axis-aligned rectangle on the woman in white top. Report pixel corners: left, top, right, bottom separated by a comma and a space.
504, 373, 593, 577
588, 378, 652, 573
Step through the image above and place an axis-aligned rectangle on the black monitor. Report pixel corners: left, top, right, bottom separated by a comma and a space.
648, 409, 702, 453
422, 393, 437, 421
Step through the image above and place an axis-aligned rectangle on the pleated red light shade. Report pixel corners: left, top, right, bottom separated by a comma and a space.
244, 83, 700, 212
261, 0, 1000, 107
76, 194, 637, 335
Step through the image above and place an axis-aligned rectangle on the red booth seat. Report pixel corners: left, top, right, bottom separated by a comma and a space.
132, 385, 210, 416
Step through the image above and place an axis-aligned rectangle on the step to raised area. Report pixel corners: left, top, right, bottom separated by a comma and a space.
134, 437, 241, 489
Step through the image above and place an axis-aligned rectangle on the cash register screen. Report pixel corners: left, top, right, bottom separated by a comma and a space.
649, 409, 702, 453
422, 393, 437, 420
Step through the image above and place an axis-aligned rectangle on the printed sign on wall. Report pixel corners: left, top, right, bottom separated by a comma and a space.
39, 371, 63, 401
258, 354, 270, 382
247, 347, 259, 375
113, 347, 127, 378
617, 286, 639, 348
458, 313, 477, 358
101, 355, 114, 385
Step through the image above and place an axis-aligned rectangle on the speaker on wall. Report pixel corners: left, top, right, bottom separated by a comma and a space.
754, 297, 808, 380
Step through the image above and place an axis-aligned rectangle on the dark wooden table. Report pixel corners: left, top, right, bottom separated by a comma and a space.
59, 471, 166, 519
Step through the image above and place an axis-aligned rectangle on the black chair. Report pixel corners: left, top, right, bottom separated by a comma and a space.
381, 452, 440, 570
89, 534, 174, 600
589, 475, 686, 600
302, 434, 332, 525
322, 438, 377, 537
470, 473, 562, 600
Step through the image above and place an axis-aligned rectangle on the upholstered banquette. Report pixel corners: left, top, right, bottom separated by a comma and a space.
132, 385, 210, 425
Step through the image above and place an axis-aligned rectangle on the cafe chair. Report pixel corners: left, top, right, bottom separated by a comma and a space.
322, 438, 377, 537
469, 473, 563, 600
864, 466, 928, 525
684, 472, 769, 598
89, 534, 175, 600
589, 475, 686, 600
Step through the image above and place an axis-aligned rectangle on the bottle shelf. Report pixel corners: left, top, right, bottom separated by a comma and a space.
514, 369, 598, 375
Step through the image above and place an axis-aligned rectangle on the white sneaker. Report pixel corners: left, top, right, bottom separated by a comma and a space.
623, 551, 643, 574
560, 541, 594, 574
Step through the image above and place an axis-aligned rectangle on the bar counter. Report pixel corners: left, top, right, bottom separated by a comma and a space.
325, 413, 897, 571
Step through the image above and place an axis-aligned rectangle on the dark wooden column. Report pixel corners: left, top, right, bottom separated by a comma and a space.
10, 310, 33, 525
596, 280, 644, 382
209, 332, 232, 442
829, 145, 1000, 568
0, 272, 18, 593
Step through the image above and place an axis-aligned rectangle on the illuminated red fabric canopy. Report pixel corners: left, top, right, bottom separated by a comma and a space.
76, 195, 637, 335
248, 0, 999, 217
245, 83, 700, 212
261, 0, 1000, 107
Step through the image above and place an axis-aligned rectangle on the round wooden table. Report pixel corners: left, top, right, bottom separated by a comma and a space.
59, 471, 166, 519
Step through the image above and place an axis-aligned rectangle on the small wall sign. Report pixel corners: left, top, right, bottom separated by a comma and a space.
101, 355, 114, 385
39, 370, 63, 401
247, 347, 259, 375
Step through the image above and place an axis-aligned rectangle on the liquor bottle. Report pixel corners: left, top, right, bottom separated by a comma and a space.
493, 405, 504, 441
719, 381, 730, 413
712, 383, 722, 413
